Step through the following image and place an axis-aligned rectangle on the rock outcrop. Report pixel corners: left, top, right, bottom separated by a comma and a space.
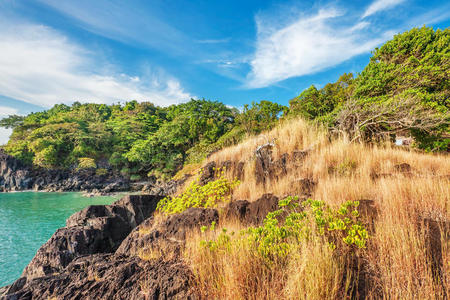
0, 150, 33, 191
22, 194, 164, 279
3, 254, 195, 300
117, 207, 219, 257
1, 194, 204, 300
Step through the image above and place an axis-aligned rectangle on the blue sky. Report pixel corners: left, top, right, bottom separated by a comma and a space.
0, 0, 449, 143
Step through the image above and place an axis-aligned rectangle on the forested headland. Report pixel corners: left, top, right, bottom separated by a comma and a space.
0, 26, 448, 182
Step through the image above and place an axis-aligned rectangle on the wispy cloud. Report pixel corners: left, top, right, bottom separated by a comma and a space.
196, 38, 231, 44
38, 0, 194, 56
362, 0, 406, 19
0, 106, 19, 117
0, 17, 192, 108
246, 8, 391, 88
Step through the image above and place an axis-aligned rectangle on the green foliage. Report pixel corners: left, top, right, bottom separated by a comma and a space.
287, 27, 449, 151
0, 115, 25, 129
237, 100, 287, 134
347, 26, 449, 149
289, 73, 354, 120
1, 26, 447, 177
130, 174, 142, 181
125, 99, 237, 178
202, 197, 368, 264
157, 170, 240, 214
95, 168, 108, 176
1, 99, 238, 177
77, 157, 96, 170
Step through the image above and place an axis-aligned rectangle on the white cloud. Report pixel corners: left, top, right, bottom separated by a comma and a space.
0, 106, 19, 145
0, 19, 192, 108
246, 8, 390, 88
0, 128, 12, 145
0, 106, 19, 117
362, 0, 406, 19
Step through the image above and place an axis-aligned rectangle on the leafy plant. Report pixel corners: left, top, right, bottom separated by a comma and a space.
77, 157, 96, 170
201, 197, 369, 264
157, 170, 240, 214
95, 168, 108, 176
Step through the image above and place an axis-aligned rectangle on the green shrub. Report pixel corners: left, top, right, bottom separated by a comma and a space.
120, 167, 131, 176
130, 174, 142, 181
157, 170, 240, 214
201, 197, 369, 264
95, 168, 108, 176
77, 157, 96, 170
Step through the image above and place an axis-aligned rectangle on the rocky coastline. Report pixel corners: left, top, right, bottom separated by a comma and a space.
0, 150, 189, 197
0, 149, 130, 194
0, 187, 286, 299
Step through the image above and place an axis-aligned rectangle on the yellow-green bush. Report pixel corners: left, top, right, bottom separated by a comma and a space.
77, 157, 96, 170
95, 168, 108, 176
201, 197, 368, 264
157, 171, 240, 214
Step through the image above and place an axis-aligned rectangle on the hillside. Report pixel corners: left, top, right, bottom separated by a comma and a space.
2, 115, 448, 299
179, 117, 449, 299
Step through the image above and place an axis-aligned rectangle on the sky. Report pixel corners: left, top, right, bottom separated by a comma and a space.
0, 0, 449, 144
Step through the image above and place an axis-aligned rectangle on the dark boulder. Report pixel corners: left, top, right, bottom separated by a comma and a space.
117, 207, 219, 257
22, 194, 164, 279
254, 143, 274, 185
199, 162, 216, 185
393, 163, 411, 173
224, 194, 280, 225
3, 254, 195, 300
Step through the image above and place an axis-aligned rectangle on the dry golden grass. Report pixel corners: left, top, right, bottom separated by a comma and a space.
184, 219, 353, 300
176, 117, 449, 299
207, 118, 326, 164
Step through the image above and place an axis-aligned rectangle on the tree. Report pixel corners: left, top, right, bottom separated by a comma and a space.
342, 26, 449, 150
289, 73, 354, 120
0, 115, 25, 129
336, 96, 449, 146
238, 100, 287, 134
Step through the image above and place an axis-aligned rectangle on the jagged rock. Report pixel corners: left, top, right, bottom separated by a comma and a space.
3, 254, 195, 300
117, 207, 219, 257
421, 218, 449, 296
199, 162, 216, 185
21, 195, 164, 279
224, 194, 280, 225
394, 163, 411, 173
219, 160, 245, 181
294, 178, 316, 195
0, 150, 33, 191
223, 200, 250, 222
246, 194, 280, 225
147, 178, 188, 196
254, 143, 274, 185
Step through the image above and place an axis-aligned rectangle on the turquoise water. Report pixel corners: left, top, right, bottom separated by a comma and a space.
0, 192, 120, 287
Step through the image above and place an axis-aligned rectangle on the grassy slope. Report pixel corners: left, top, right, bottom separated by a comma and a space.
176, 117, 449, 299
